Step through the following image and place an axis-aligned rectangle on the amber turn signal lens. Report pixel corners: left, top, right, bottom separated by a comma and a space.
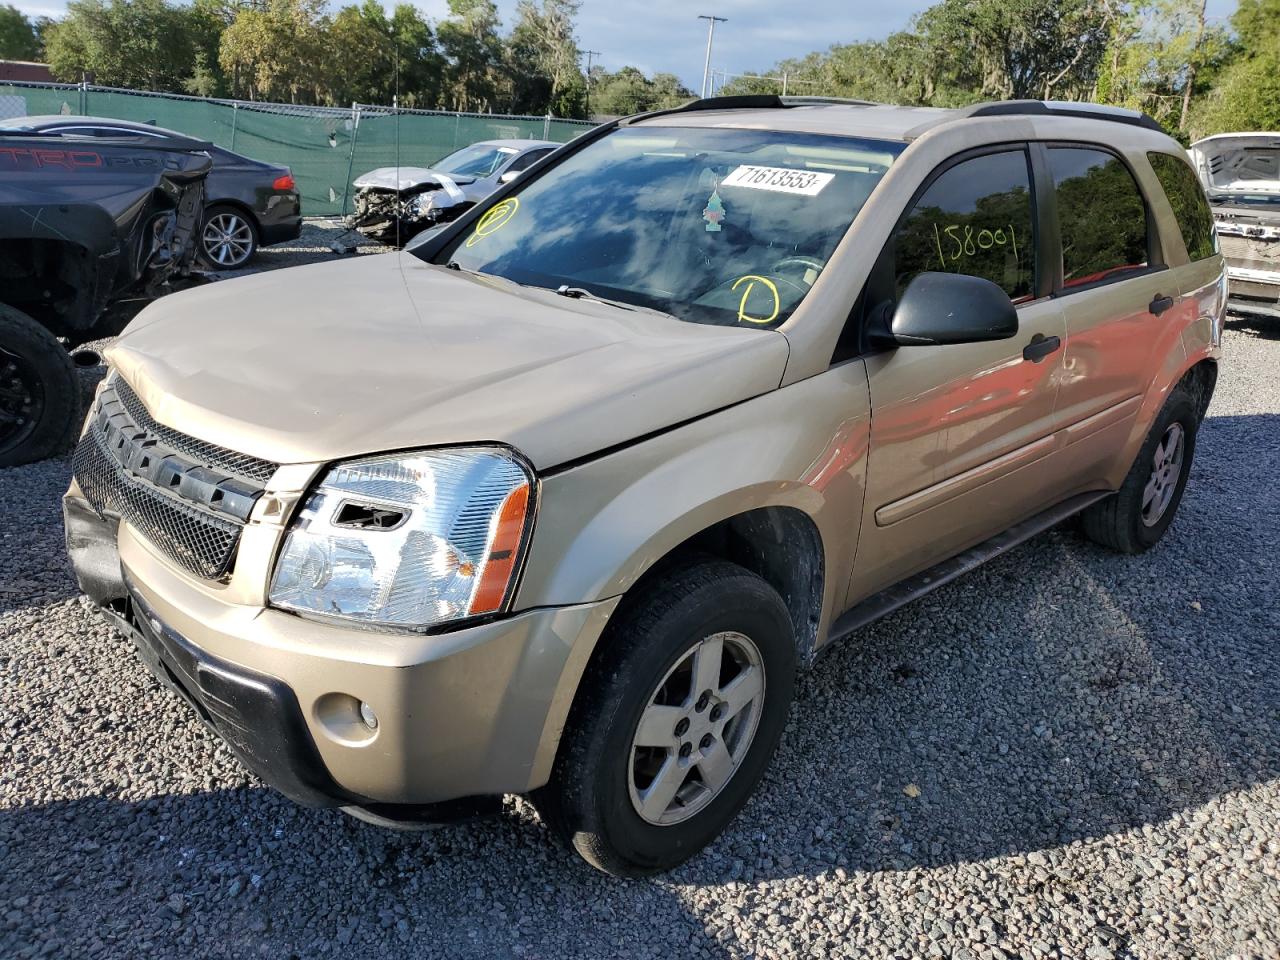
469, 483, 531, 615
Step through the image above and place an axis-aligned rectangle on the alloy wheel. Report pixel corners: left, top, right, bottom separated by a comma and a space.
628, 631, 765, 826
1141, 421, 1185, 526
202, 212, 254, 267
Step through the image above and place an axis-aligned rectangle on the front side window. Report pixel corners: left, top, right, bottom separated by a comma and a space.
891, 149, 1036, 301
1049, 147, 1149, 288
435, 143, 519, 178
430, 126, 903, 328
1148, 152, 1218, 262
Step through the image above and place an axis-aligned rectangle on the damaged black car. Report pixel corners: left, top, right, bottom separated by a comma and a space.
0, 128, 211, 466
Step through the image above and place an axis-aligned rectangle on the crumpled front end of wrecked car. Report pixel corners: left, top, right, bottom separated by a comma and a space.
346, 168, 469, 242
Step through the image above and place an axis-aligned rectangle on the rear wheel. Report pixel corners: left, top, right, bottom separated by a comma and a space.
0, 304, 80, 468
1080, 385, 1199, 553
199, 205, 258, 269
536, 559, 796, 877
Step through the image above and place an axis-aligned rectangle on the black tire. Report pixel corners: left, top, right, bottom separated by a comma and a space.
0, 304, 80, 468
198, 204, 259, 270
535, 559, 796, 877
1080, 385, 1200, 553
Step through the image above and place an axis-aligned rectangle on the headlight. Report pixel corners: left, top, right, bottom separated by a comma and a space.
269, 448, 533, 629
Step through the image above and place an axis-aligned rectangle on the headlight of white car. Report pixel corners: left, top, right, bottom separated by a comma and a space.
269, 447, 533, 629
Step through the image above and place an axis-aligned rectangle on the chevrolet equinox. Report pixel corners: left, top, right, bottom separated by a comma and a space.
64, 96, 1225, 876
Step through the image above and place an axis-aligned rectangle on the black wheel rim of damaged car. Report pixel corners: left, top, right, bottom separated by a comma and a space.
0, 343, 45, 455
628, 630, 765, 826
202, 212, 255, 268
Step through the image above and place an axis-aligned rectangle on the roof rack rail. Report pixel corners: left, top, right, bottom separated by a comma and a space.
621, 93, 880, 125
941, 99, 1164, 133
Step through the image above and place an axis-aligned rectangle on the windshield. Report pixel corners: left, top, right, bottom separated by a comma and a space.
435, 143, 518, 178
429, 125, 903, 327
1210, 192, 1280, 207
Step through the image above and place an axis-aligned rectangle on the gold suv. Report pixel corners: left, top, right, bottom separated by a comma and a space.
64, 97, 1225, 876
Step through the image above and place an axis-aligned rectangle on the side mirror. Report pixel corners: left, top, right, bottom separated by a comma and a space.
499, 170, 521, 184
890, 272, 1019, 346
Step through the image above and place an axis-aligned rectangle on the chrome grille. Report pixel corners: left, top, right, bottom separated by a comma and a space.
71, 377, 277, 580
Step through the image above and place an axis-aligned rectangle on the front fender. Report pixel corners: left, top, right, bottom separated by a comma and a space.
515, 361, 873, 639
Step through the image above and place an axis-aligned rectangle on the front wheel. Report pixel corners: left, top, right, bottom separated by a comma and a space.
536, 559, 796, 877
0, 304, 80, 468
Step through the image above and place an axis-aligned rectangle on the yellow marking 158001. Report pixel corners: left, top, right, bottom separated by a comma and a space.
466, 197, 520, 247
932, 222, 1019, 266
732, 275, 781, 324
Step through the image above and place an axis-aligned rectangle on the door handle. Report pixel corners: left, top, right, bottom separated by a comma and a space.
1022, 333, 1062, 363
1149, 294, 1175, 316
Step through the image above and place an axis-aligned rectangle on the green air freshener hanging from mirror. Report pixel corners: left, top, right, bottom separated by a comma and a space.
703, 188, 726, 232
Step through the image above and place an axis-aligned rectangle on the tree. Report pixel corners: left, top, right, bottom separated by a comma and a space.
506, 0, 583, 116
1093, 0, 1229, 133
589, 66, 692, 116
326, 0, 393, 104
389, 5, 445, 108
182, 0, 236, 97
0, 5, 40, 60
437, 0, 504, 113
1231, 0, 1280, 49
1190, 0, 1280, 138
219, 0, 329, 103
44, 0, 196, 90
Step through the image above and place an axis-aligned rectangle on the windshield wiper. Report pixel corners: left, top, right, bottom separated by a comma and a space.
555, 284, 639, 312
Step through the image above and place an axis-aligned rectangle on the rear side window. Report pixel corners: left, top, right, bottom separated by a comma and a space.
1147, 152, 1217, 262
891, 149, 1036, 301
506, 148, 552, 173
1048, 147, 1149, 288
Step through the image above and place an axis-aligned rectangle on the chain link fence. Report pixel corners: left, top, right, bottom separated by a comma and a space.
0, 81, 596, 216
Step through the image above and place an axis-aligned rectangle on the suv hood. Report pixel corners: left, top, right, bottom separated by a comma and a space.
107, 253, 789, 469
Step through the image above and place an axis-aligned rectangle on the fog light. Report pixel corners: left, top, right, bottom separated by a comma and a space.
359, 701, 378, 730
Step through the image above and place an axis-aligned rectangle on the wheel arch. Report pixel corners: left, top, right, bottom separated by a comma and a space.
1178, 356, 1218, 420
610, 503, 826, 662
204, 199, 262, 235
529, 502, 825, 796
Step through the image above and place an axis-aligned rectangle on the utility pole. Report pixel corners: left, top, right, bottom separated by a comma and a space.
698, 15, 726, 99
583, 49, 601, 120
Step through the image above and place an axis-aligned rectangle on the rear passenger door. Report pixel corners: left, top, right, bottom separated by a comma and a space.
1044, 145, 1182, 443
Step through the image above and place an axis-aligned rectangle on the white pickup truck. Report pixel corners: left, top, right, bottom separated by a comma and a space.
1191, 132, 1280, 320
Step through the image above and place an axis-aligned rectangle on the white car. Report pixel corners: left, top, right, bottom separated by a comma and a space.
348, 139, 559, 244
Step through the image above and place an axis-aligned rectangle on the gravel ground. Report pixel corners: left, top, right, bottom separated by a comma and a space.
1, 262, 1277, 958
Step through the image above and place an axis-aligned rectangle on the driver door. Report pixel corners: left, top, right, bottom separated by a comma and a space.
847, 146, 1069, 603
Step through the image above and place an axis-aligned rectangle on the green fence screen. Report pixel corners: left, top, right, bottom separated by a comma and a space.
0, 82, 596, 216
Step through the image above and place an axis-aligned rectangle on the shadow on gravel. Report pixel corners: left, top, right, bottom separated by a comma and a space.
2, 414, 1277, 955
1225, 314, 1280, 341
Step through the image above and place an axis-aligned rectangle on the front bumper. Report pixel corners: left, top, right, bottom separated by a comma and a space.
64, 491, 618, 811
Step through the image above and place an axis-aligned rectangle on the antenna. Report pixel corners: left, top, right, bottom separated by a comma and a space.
394, 39, 401, 250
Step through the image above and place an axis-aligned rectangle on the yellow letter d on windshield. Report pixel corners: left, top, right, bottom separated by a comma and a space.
731, 275, 780, 325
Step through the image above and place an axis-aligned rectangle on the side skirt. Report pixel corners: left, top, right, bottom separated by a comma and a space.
821, 490, 1111, 654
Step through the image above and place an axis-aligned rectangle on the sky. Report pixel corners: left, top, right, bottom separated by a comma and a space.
13, 0, 1241, 94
